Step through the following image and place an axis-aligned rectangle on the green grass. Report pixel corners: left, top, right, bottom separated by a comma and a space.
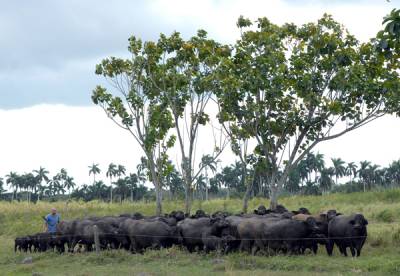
1, 189, 400, 275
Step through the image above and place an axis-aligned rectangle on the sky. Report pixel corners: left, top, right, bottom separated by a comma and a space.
1, 0, 400, 187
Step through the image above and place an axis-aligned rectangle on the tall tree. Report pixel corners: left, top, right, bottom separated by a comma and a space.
199, 154, 218, 201
0, 177, 5, 196
88, 163, 101, 185
6, 171, 19, 201
216, 15, 400, 209
106, 163, 118, 204
358, 161, 371, 192
319, 167, 335, 193
145, 30, 229, 213
346, 162, 358, 183
331, 158, 346, 185
33, 167, 49, 201
92, 38, 177, 215
64, 176, 76, 196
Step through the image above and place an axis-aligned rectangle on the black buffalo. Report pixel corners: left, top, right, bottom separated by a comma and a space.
327, 213, 368, 257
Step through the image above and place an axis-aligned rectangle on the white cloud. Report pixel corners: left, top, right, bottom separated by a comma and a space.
1, 0, 399, 190
0, 105, 142, 186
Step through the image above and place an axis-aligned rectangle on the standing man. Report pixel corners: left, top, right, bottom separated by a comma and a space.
44, 207, 60, 233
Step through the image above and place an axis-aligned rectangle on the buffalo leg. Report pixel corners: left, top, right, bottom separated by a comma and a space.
350, 246, 356, 257
326, 240, 334, 256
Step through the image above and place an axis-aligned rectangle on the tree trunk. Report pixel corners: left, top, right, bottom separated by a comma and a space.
155, 183, 162, 216
184, 186, 191, 214
183, 166, 192, 214
269, 185, 278, 210
242, 178, 253, 213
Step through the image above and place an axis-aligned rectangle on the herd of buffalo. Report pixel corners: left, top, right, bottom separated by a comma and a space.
15, 204, 369, 257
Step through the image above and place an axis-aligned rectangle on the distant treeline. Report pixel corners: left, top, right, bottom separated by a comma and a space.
1, 152, 400, 203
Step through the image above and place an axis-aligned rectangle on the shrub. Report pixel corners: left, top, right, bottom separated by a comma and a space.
375, 209, 395, 223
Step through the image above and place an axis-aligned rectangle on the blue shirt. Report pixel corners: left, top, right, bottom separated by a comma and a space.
45, 214, 60, 233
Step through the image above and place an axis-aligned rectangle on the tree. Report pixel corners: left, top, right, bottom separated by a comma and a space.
358, 161, 371, 192
331, 158, 346, 185
19, 173, 37, 203
125, 173, 139, 201
6, 171, 19, 201
88, 163, 101, 185
199, 154, 218, 201
346, 162, 358, 183
55, 168, 69, 196
64, 176, 76, 196
387, 160, 400, 187
92, 38, 177, 215
47, 176, 59, 197
216, 14, 400, 209
143, 30, 229, 213
314, 153, 325, 182
117, 164, 126, 179
106, 163, 118, 203
376, 9, 400, 68
0, 177, 5, 196
33, 166, 49, 201
319, 167, 335, 193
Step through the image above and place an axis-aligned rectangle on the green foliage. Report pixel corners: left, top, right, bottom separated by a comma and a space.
375, 209, 395, 223
216, 14, 400, 207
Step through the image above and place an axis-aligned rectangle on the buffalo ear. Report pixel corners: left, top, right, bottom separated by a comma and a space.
349, 220, 355, 225
364, 218, 369, 225
336, 213, 343, 216
292, 211, 299, 215
253, 210, 259, 215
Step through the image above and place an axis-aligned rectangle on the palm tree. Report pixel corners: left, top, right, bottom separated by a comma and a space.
368, 164, 380, 189
6, 171, 19, 201
319, 167, 335, 193
194, 174, 207, 200
90, 180, 108, 200
314, 153, 325, 182
0, 177, 5, 196
47, 176, 60, 197
33, 167, 49, 201
64, 176, 76, 196
358, 161, 371, 192
200, 155, 218, 201
88, 163, 101, 184
331, 158, 346, 186
117, 165, 126, 179
126, 173, 139, 201
387, 160, 400, 187
346, 162, 358, 183
106, 163, 118, 203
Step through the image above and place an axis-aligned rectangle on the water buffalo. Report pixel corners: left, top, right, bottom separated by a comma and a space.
238, 216, 319, 255
15, 236, 31, 252
178, 217, 229, 252
68, 219, 120, 252
120, 218, 180, 252
327, 213, 368, 257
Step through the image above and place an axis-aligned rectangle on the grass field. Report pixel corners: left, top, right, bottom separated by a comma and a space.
1, 189, 400, 275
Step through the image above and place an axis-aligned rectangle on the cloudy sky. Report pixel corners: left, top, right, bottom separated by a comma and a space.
1, 0, 400, 187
